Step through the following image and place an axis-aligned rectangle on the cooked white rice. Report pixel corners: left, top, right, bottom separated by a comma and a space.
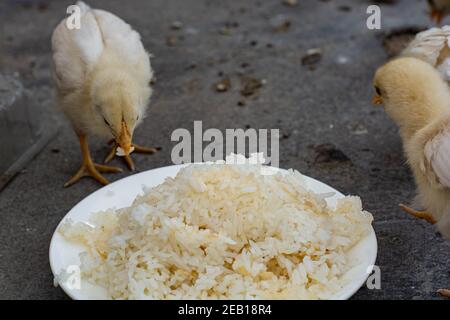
59, 163, 373, 300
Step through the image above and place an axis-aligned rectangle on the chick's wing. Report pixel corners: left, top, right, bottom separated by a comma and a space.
424, 127, 450, 188
51, 3, 103, 91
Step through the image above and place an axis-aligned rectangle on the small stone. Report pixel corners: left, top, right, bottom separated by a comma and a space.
237, 100, 246, 107
215, 78, 231, 92
273, 20, 291, 32
166, 35, 178, 46
301, 48, 322, 68
350, 123, 368, 135
240, 76, 263, 97
170, 21, 183, 30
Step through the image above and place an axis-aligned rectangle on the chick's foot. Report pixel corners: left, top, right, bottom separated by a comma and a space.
64, 162, 123, 187
437, 289, 450, 298
399, 204, 436, 224
65, 134, 123, 187
104, 140, 161, 171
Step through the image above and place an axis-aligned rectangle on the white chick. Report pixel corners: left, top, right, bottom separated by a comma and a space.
402, 25, 450, 82
428, 0, 450, 24
52, 1, 158, 187
373, 57, 450, 297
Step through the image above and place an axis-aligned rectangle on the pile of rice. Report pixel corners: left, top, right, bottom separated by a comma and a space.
59, 163, 373, 299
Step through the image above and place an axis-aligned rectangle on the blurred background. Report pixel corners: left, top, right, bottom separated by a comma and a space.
0, 0, 449, 299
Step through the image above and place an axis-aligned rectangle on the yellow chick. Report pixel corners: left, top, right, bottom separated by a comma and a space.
51, 1, 158, 187
428, 0, 450, 24
373, 57, 450, 297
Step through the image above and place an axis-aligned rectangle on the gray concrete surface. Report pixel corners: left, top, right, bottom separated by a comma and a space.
0, 0, 449, 300
0, 73, 58, 190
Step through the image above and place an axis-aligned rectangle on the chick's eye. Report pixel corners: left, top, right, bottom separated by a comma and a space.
375, 86, 382, 96
103, 117, 110, 126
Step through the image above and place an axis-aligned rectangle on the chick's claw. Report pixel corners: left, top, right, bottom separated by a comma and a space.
64, 162, 122, 187
104, 141, 117, 164
64, 134, 123, 187
123, 154, 135, 172
94, 163, 123, 173
399, 204, 437, 224
133, 144, 160, 154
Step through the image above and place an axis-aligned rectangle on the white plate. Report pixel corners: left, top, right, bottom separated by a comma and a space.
49, 164, 377, 300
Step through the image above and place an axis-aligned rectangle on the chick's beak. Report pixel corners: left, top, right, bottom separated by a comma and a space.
117, 120, 132, 156
372, 94, 383, 106
430, 8, 443, 24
